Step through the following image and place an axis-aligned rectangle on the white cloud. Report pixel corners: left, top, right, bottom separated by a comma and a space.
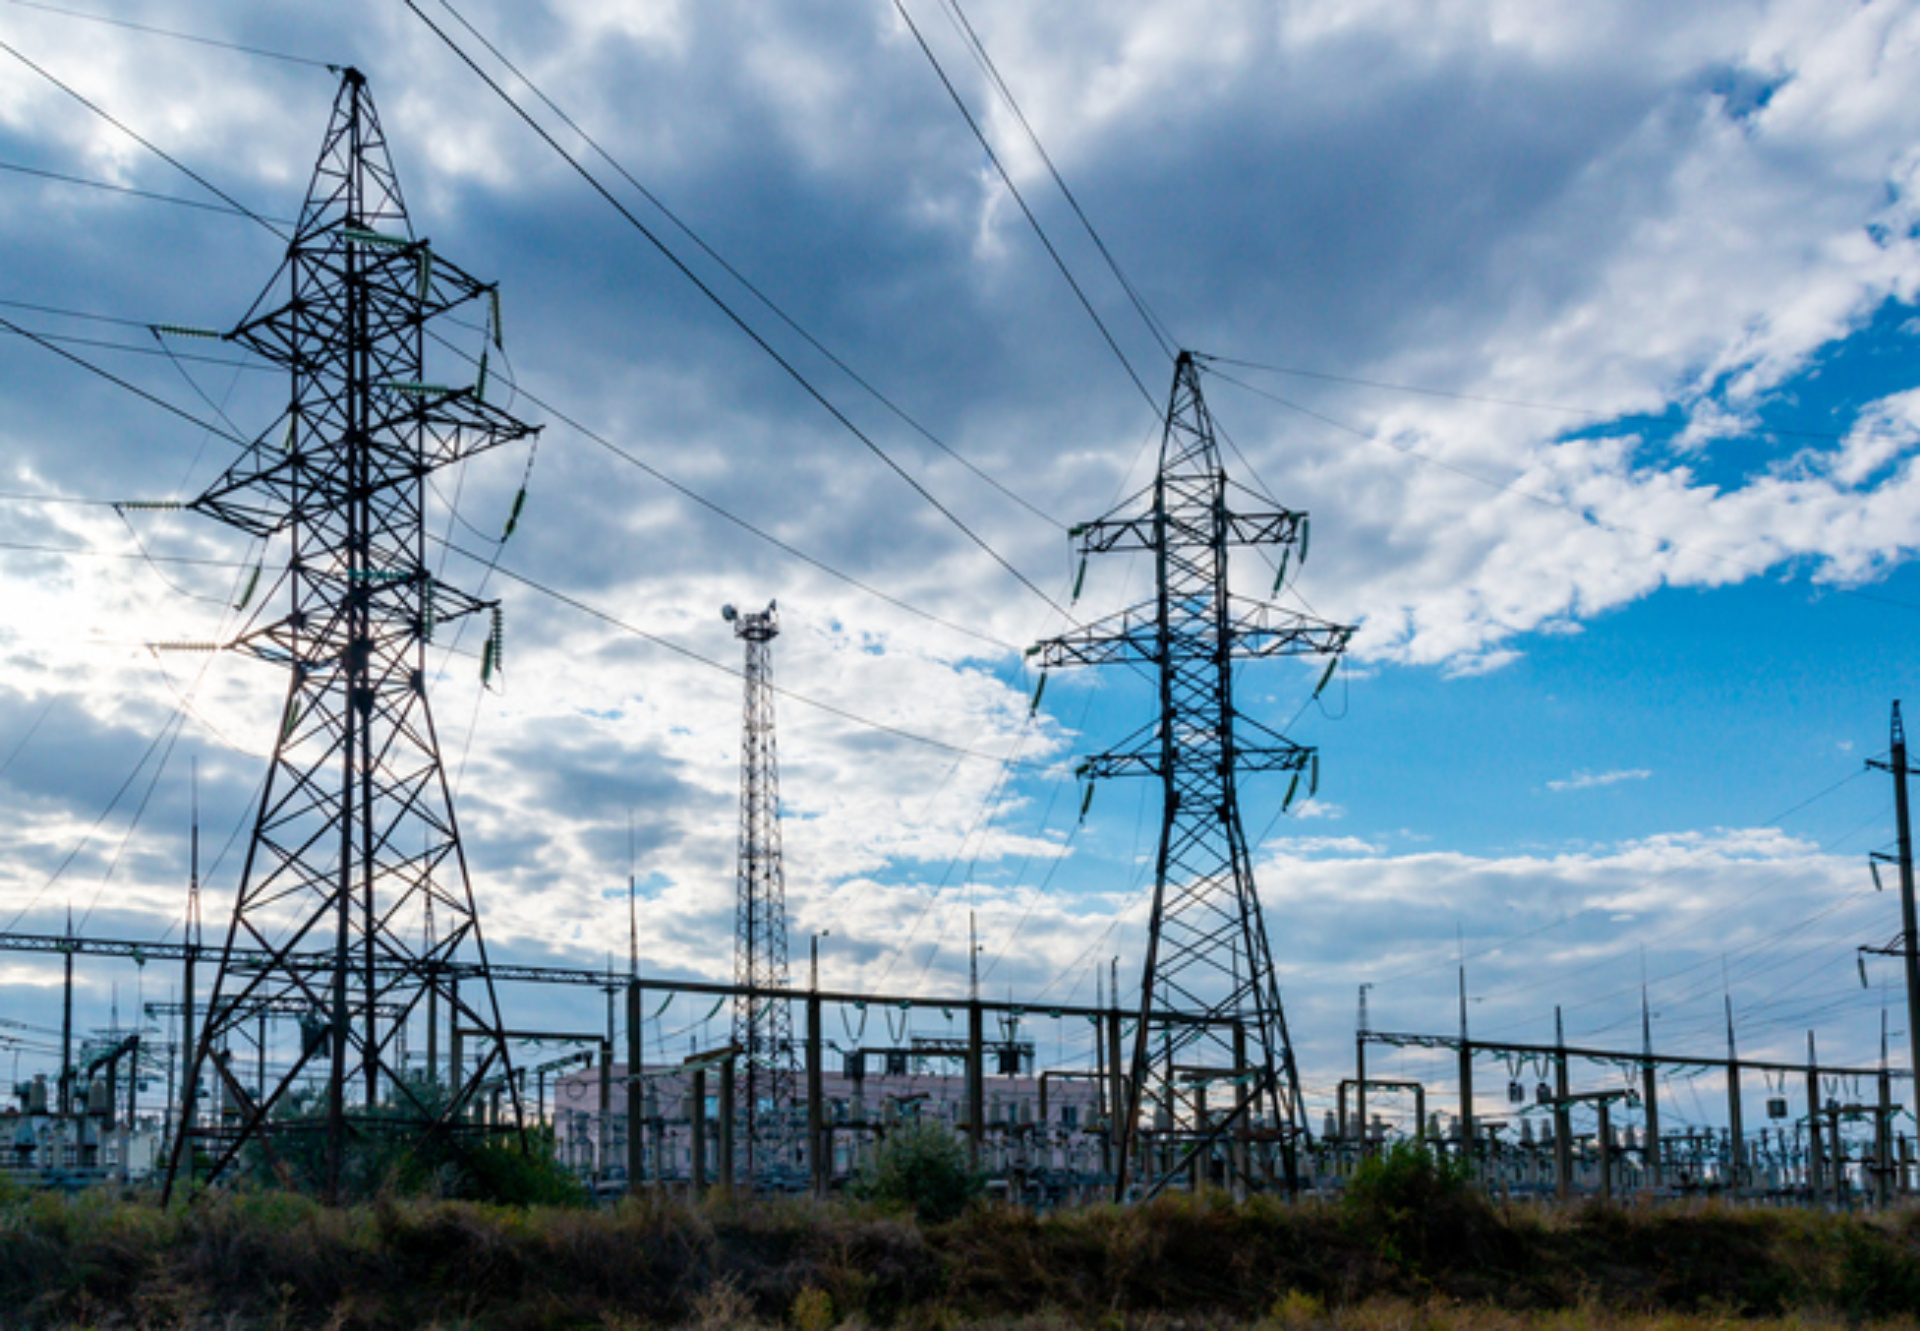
0, 0, 1915, 1111
1265, 834, 1377, 857
1547, 768, 1653, 793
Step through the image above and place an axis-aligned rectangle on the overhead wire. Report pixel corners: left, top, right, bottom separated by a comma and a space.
75, 710, 191, 931
1476, 808, 1891, 1056
0, 537, 246, 567
404, 1, 1068, 620
7, 19, 1132, 804
0, 321, 265, 372
1202, 351, 1906, 449
1204, 361, 1920, 615
934, 0, 1178, 359
886, 714, 1045, 994
5, 267, 1013, 658
427, 327, 1023, 654
1482, 797, 1890, 1025
0, 304, 1050, 861
1, 705, 185, 932
0, 15, 1090, 991
0, 695, 57, 782
427, 0, 1063, 534
431, 534, 1045, 768
888, 0, 1161, 415
1, 0, 335, 69
0, 37, 290, 242
1370, 764, 1875, 992
0, 160, 295, 224
0, 314, 251, 446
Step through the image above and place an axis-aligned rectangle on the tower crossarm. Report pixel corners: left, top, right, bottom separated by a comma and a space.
212, 567, 496, 666
1070, 507, 1304, 553
1078, 740, 1310, 781
1030, 596, 1352, 669
191, 393, 538, 539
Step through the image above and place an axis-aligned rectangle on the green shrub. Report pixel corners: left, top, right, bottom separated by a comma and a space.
1341, 1141, 1496, 1272
233, 1077, 586, 1206
1838, 1223, 1920, 1318
851, 1119, 984, 1223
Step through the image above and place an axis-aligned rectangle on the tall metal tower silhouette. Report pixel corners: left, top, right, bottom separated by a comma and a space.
163, 68, 539, 1200
1032, 351, 1351, 1199
1865, 701, 1920, 1094
724, 600, 796, 1180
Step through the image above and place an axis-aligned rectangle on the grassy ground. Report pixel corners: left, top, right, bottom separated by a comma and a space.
8, 1184, 1920, 1329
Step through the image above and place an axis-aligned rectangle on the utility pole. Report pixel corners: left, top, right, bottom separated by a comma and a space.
1725, 992, 1744, 1195
178, 763, 201, 1173
58, 907, 73, 1119
725, 601, 796, 1186
1032, 351, 1352, 1199
160, 68, 538, 1202
1355, 983, 1371, 1158
1868, 701, 1920, 1099
1640, 982, 1660, 1189
1553, 1006, 1571, 1200
1456, 957, 1473, 1172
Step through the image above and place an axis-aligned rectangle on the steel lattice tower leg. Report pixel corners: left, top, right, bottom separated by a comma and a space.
724, 601, 797, 1185
161, 68, 540, 1202
1033, 352, 1351, 1201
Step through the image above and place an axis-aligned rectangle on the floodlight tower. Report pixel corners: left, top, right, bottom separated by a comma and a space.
724, 601, 797, 1181
1031, 351, 1352, 1200
161, 68, 540, 1201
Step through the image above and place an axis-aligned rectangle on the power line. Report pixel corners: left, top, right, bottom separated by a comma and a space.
426, 328, 1025, 654
0, 296, 172, 331
406, 1, 1067, 619
1, 288, 1022, 653
0, 160, 294, 223
428, 0, 1063, 534
433, 535, 1048, 768
1, 709, 184, 933
934, 0, 1178, 358
1202, 351, 1897, 447
1, 0, 335, 69
1203, 360, 1920, 616
0, 538, 248, 568
0, 314, 251, 446
1371, 765, 1877, 993
0, 321, 267, 372
1477, 806, 1889, 1042
890, 0, 1161, 414
0, 37, 289, 241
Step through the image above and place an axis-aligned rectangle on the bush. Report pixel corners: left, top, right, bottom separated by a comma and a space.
1341, 1141, 1496, 1272
234, 1077, 585, 1206
851, 1118, 984, 1223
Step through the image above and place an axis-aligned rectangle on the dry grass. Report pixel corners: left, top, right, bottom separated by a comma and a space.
5, 1183, 1920, 1329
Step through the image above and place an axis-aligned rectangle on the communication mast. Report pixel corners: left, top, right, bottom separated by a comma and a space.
724, 601, 797, 1182
1031, 351, 1352, 1199
162, 68, 539, 1200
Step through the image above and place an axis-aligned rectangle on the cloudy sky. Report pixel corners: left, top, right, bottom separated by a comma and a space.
1, 0, 1919, 1131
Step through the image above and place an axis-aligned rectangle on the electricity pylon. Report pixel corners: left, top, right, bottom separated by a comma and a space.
162, 68, 539, 1201
725, 601, 797, 1183
1031, 351, 1352, 1200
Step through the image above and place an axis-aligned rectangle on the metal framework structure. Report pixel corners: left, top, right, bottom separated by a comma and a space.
1032, 351, 1351, 1199
162, 68, 538, 1201
725, 601, 797, 1180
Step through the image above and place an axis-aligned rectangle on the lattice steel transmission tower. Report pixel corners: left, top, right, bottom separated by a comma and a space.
724, 600, 797, 1181
1032, 351, 1351, 1200
162, 68, 539, 1201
